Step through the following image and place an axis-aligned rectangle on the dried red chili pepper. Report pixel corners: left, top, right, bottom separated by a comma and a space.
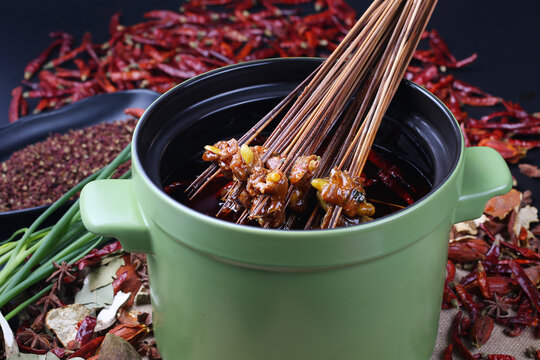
68, 335, 105, 359
124, 107, 145, 118
508, 260, 540, 313
156, 63, 197, 79
428, 29, 456, 65
376, 168, 414, 205
75, 241, 122, 270
108, 70, 150, 82
9, 86, 23, 122
486, 355, 516, 360
24, 39, 62, 80
454, 283, 482, 322
39, 70, 78, 88
443, 260, 460, 308
477, 138, 524, 163
23, 88, 74, 99
446, 260, 456, 283
500, 240, 540, 262
475, 262, 492, 299
457, 95, 501, 107
45, 43, 85, 69
75, 316, 97, 347
443, 343, 454, 360
33, 98, 49, 114
486, 277, 516, 295
461, 272, 517, 295
81, 32, 101, 66
108, 324, 148, 345
112, 271, 128, 294
470, 118, 540, 131
19, 97, 28, 117
483, 238, 501, 269
453, 53, 478, 68
109, 12, 123, 36
451, 312, 476, 360
448, 238, 490, 263
96, 68, 117, 93
452, 79, 488, 97
73, 58, 90, 81
50, 31, 75, 56
368, 151, 412, 190
55, 67, 82, 79
469, 315, 494, 348
497, 298, 537, 338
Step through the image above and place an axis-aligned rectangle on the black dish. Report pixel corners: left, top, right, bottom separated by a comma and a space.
0, 89, 160, 239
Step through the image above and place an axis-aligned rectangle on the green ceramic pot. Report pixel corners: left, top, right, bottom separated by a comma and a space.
80, 58, 511, 359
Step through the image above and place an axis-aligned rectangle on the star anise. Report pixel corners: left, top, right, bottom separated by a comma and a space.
35, 289, 64, 311
46, 261, 77, 291
31, 289, 65, 331
137, 339, 162, 359
17, 328, 55, 352
484, 293, 512, 318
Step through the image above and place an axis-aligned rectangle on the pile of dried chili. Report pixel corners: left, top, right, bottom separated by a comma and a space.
442, 189, 540, 359
8, 0, 355, 121
7, 242, 159, 359
406, 30, 540, 163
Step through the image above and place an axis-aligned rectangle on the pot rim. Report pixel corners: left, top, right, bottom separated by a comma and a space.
132, 57, 463, 236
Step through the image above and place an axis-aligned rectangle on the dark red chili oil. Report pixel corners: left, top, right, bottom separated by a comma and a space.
163, 145, 432, 229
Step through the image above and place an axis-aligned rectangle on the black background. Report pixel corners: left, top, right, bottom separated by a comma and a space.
0, 0, 539, 196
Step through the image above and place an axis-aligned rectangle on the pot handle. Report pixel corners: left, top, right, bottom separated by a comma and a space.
80, 179, 153, 254
454, 146, 512, 223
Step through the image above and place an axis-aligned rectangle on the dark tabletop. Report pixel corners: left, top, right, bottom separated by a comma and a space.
0, 0, 539, 194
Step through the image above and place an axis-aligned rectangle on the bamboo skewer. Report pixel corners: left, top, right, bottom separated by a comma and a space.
187, 0, 438, 229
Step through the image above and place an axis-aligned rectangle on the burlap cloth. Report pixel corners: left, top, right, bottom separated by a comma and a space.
430, 308, 539, 360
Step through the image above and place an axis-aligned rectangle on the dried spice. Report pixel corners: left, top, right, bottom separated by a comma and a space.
443, 189, 540, 359
0, 119, 136, 212
3, 243, 152, 358
46, 262, 77, 292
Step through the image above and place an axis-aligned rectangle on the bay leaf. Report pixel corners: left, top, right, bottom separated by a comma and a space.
74, 276, 114, 311
89, 256, 125, 291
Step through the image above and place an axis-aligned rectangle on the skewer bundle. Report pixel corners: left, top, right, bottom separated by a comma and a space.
186, 0, 437, 229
